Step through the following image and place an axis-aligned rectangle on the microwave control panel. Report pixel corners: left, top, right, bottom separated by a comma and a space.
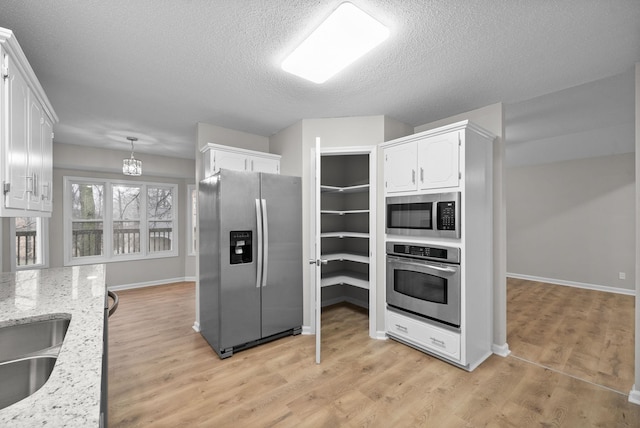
437, 201, 456, 231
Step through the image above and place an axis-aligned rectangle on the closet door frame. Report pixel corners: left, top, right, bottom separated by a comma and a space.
310, 144, 377, 355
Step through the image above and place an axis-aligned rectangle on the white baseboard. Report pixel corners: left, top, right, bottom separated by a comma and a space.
192, 321, 200, 332
507, 273, 636, 296
108, 276, 195, 291
302, 325, 313, 335
374, 330, 388, 340
629, 385, 640, 405
492, 342, 511, 357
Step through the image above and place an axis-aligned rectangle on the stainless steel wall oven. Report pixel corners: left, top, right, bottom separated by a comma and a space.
386, 241, 461, 327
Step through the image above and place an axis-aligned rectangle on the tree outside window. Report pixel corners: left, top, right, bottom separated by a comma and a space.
71, 183, 105, 258
112, 185, 141, 255
148, 186, 173, 253
14, 217, 44, 267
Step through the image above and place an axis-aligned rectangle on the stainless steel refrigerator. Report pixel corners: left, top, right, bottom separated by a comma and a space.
198, 169, 303, 358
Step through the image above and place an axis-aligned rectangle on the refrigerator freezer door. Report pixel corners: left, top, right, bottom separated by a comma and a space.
260, 173, 303, 338
218, 170, 262, 350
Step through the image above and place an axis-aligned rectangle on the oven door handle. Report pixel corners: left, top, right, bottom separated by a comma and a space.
387, 255, 457, 273
425, 264, 457, 273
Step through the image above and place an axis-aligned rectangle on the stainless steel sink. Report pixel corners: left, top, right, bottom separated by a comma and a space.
0, 317, 70, 410
0, 317, 70, 363
0, 356, 57, 410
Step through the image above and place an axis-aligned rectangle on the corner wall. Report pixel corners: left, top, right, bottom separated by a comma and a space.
507, 153, 635, 292
631, 62, 640, 404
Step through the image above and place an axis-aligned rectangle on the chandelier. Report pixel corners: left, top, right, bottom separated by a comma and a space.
123, 136, 142, 176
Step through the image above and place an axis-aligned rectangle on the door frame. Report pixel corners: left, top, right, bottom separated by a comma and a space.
308, 144, 378, 357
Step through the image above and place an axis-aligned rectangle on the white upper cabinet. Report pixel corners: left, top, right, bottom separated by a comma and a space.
1, 27, 58, 216
384, 123, 466, 194
383, 141, 418, 193
417, 131, 460, 190
201, 143, 281, 178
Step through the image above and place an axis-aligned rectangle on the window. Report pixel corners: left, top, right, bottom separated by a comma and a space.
12, 217, 48, 270
63, 177, 178, 265
112, 184, 141, 255
71, 182, 105, 258
187, 185, 197, 255
147, 186, 174, 253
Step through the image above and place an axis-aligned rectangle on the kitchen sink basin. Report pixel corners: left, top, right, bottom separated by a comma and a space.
0, 356, 57, 410
0, 317, 70, 363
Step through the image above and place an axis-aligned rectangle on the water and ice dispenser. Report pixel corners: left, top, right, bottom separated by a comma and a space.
230, 231, 252, 264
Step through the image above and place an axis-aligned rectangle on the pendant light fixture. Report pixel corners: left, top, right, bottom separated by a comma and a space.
123, 136, 142, 176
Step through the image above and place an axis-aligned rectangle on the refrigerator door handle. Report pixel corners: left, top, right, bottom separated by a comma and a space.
261, 199, 268, 288
255, 199, 263, 288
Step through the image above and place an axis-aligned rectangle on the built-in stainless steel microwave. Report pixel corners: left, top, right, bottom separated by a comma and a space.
386, 192, 460, 239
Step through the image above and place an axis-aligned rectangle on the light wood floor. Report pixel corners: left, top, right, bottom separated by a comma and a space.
507, 277, 635, 394
108, 281, 640, 427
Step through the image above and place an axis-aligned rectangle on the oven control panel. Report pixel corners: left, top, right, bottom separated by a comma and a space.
386, 241, 460, 264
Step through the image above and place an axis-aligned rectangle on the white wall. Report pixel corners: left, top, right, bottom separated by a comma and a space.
631, 62, 640, 404
507, 153, 635, 292
50, 142, 196, 287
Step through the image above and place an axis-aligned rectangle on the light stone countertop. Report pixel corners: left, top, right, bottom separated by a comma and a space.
0, 264, 106, 427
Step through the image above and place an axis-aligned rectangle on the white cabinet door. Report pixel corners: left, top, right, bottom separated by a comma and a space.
384, 141, 417, 193
249, 156, 279, 174
417, 132, 460, 190
213, 150, 249, 172
5, 56, 29, 210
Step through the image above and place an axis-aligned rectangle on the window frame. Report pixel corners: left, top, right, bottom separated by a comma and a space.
63, 176, 179, 266
10, 216, 49, 271
187, 184, 197, 256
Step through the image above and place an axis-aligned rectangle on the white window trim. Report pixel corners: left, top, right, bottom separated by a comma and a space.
187, 184, 197, 256
63, 176, 179, 266
10, 217, 50, 271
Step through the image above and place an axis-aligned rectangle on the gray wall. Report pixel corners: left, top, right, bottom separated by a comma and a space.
505, 70, 636, 294
507, 153, 635, 292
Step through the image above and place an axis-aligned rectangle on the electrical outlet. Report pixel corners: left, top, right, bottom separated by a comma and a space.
619, 272, 626, 280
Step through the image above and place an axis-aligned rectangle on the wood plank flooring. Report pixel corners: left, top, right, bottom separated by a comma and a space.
108, 281, 640, 427
507, 277, 635, 394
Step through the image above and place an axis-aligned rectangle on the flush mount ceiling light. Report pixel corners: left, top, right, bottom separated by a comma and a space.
123, 136, 142, 176
281, 2, 389, 84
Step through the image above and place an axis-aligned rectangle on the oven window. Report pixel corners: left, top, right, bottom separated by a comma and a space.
387, 202, 433, 230
394, 269, 447, 304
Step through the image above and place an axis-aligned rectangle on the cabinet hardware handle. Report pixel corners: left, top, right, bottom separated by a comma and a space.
395, 324, 408, 333
25, 175, 34, 193
411, 170, 416, 184
430, 337, 445, 347
420, 167, 424, 183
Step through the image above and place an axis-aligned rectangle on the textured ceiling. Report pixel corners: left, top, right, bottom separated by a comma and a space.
0, 0, 638, 160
